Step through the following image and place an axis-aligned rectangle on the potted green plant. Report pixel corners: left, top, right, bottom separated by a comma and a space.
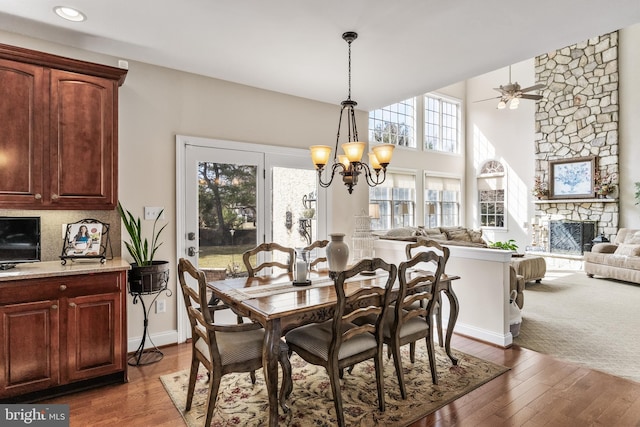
489, 239, 519, 252
117, 201, 169, 294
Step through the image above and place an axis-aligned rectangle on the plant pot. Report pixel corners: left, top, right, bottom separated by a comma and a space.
128, 261, 170, 294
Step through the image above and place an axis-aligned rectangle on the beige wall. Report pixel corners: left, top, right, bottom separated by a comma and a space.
619, 24, 640, 228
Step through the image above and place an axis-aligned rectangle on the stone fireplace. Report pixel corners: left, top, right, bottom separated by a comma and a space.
533, 32, 619, 245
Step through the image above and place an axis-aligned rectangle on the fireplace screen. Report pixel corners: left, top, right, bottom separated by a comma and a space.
549, 220, 596, 255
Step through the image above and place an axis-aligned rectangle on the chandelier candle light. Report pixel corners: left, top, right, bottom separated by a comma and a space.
310, 32, 395, 194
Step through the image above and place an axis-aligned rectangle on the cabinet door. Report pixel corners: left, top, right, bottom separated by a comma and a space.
64, 292, 123, 382
0, 59, 45, 206
0, 300, 60, 398
49, 69, 117, 209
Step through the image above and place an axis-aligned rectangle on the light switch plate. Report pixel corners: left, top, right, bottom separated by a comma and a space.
144, 206, 165, 220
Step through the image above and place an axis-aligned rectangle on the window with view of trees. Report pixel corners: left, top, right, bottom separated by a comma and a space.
478, 160, 506, 228
424, 95, 460, 153
198, 162, 257, 245
368, 99, 415, 148
424, 175, 461, 228
369, 172, 416, 230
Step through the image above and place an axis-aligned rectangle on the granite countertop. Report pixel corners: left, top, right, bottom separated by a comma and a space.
0, 258, 132, 282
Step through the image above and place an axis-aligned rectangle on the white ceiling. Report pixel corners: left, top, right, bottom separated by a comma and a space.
0, 1, 639, 110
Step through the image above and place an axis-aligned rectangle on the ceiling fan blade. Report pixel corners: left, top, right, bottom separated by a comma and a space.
474, 96, 501, 103
520, 94, 543, 100
520, 83, 545, 93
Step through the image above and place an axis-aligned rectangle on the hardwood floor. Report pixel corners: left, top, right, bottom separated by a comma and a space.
44, 335, 640, 426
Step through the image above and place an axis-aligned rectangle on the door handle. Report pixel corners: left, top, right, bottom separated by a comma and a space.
187, 247, 200, 257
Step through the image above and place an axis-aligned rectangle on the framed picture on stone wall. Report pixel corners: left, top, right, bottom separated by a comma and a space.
549, 156, 595, 199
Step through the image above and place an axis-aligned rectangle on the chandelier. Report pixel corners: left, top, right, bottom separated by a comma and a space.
309, 31, 395, 194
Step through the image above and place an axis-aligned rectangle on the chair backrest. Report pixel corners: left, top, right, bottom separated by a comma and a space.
178, 258, 219, 361
395, 251, 445, 325
405, 238, 450, 270
303, 239, 329, 269
242, 242, 295, 277
330, 258, 398, 360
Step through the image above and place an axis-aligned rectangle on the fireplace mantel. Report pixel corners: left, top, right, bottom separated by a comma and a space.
534, 198, 617, 204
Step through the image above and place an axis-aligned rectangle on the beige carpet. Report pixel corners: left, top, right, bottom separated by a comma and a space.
515, 270, 640, 383
161, 341, 508, 426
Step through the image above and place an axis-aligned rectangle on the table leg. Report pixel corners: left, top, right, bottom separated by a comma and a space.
263, 319, 282, 427
442, 284, 459, 365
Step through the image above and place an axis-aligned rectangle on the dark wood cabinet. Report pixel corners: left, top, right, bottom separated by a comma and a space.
0, 43, 127, 209
0, 266, 127, 400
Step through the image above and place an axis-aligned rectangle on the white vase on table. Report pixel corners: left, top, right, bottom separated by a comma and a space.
326, 233, 349, 273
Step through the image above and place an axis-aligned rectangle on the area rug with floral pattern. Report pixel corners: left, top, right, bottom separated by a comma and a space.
160, 341, 508, 426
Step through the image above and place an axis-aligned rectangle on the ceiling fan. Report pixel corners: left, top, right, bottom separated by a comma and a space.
477, 66, 545, 109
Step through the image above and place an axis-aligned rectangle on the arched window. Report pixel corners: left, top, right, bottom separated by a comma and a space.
478, 160, 505, 228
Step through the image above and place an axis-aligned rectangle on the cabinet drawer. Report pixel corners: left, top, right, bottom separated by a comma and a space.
0, 272, 122, 305
57, 272, 122, 297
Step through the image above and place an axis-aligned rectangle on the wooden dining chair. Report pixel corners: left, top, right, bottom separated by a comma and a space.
389, 250, 445, 397
303, 239, 329, 270
177, 258, 292, 426
285, 258, 397, 427
405, 238, 450, 346
242, 242, 295, 277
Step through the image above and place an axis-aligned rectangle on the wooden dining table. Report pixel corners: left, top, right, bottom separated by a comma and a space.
207, 268, 460, 427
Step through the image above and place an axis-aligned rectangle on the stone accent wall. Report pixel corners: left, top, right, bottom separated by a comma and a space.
534, 32, 619, 242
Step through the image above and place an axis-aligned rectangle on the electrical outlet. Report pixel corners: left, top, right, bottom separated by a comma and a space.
155, 299, 166, 313
144, 206, 165, 220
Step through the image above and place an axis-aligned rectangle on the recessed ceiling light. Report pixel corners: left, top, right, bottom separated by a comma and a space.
53, 6, 86, 22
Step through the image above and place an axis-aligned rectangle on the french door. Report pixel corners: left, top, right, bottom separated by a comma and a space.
176, 135, 325, 340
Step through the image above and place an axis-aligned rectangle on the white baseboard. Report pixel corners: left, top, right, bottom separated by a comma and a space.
127, 329, 179, 353
454, 323, 513, 348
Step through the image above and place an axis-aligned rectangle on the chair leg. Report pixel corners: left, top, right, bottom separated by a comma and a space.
250, 370, 257, 384
409, 342, 416, 363
374, 349, 386, 413
185, 358, 200, 411
391, 340, 406, 400
425, 335, 438, 385
328, 363, 345, 427
278, 342, 293, 413
204, 372, 222, 427
435, 298, 444, 347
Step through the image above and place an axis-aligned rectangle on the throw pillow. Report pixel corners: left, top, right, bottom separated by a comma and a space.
468, 229, 485, 244
445, 228, 472, 242
613, 243, 640, 257
385, 227, 417, 238
624, 231, 640, 245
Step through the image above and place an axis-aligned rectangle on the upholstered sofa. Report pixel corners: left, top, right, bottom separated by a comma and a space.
584, 228, 640, 284
374, 226, 488, 248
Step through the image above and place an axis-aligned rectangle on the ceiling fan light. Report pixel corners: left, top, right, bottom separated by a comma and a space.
509, 98, 520, 109
497, 100, 507, 109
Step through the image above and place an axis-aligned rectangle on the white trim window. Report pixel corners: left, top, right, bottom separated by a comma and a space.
424, 175, 461, 227
368, 99, 416, 148
478, 160, 506, 228
369, 171, 416, 230
424, 94, 460, 153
